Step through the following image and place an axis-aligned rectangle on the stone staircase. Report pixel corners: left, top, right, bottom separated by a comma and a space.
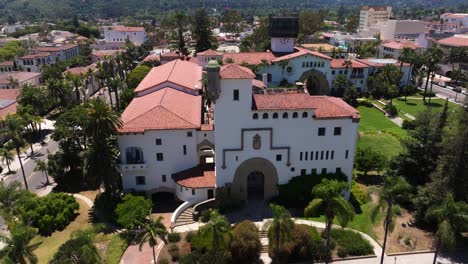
173, 207, 196, 227
259, 230, 269, 253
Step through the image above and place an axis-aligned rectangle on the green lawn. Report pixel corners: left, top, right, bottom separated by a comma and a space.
357, 105, 407, 138
393, 97, 456, 118
304, 202, 382, 240
357, 133, 403, 160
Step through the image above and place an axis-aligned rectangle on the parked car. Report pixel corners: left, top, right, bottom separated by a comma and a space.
452, 87, 462, 93
438, 82, 446, 87
462, 90, 468, 95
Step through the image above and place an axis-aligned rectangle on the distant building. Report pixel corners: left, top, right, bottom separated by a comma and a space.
64, 64, 100, 101
15, 43, 80, 72
91, 49, 124, 63
0, 61, 15, 73
103, 26, 147, 45
440, 13, 468, 27
0, 72, 41, 89
379, 41, 422, 59
436, 35, 468, 75
359, 6, 392, 31
1, 24, 25, 35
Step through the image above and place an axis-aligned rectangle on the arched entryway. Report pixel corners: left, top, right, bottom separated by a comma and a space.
299, 69, 330, 95
197, 140, 215, 164
230, 157, 279, 201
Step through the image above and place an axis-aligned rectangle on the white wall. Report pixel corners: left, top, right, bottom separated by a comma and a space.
271, 37, 295, 53
104, 28, 147, 44
175, 185, 213, 202
119, 129, 198, 193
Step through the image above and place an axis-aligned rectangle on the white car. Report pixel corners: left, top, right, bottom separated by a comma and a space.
462, 90, 468, 96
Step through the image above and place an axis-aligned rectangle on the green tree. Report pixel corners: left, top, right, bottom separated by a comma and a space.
193, 9, 213, 53
50, 227, 102, 264
298, 10, 326, 43
343, 86, 359, 107
135, 213, 168, 264
127, 65, 151, 89
345, 15, 359, 33
422, 45, 443, 103
199, 210, 230, 263
174, 12, 188, 55
0, 147, 14, 174
34, 160, 50, 185
333, 74, 349, 96
304, 179, 354, 263
3, 114, 28, 190
221, 9, 242, 34
372, 176, 411, 264
115, 194, 153, 229
0, 223, 40, 264
81, 98, 122, 194
355, 147, 386, 175
228, 220, 261, 263
426, 194, 468, 264
265, 204, 294, 264
0, 182, 31, 222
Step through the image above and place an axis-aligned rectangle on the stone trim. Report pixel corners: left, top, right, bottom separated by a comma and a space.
221, 128, 290, 169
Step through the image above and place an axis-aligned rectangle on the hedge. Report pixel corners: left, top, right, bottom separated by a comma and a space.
330, 229, 374, 257
228, 220, 261, 263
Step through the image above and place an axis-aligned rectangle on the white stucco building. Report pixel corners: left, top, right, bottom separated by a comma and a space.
103, 26, 147, 45
440, 13, 468, 27
15, 43, 80, 72
359, 6, 392, 31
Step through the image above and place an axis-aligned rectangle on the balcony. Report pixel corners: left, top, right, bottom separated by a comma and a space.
350, 74, 364, 79
119, 162, 148, 172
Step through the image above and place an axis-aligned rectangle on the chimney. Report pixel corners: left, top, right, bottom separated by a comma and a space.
206, 60, 221, 102
262, 73, 268, 88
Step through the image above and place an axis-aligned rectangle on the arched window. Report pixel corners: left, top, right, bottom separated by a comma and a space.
125, 147, 144, 164
302, 112, 308, 118
262, 113, 269, 119
253, 113, 258, 119
282, 112, 288, 119
306, 62, 309, 67
292, 112, 298, 118
273, 113, 278, 119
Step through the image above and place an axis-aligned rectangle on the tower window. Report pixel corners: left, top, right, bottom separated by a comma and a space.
276, 154, 282, 161
253, 113, 258, 119
187, 131, 193, 137
318, 127, 326, 136
273, 113, 278, 119
233, 89, 239, 101
334, 127, 342, 136
155, 138, 162, 145
282, 112, 288, 119
292, 112, 298, 118
183, 145, 187, 155
302, 112, 308, 118
156, 153, 164, 161
135, 176, 146, 185
263, 113, 269, 119
162, 174, 167, 182
345, 150, 349, 159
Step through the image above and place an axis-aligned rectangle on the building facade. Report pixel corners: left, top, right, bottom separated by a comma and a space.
103, 26, 147, 45
359, 6, 392, 31
15, 44, 79, 72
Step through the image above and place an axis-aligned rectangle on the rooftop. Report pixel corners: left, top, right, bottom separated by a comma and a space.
34, 43, 78, 52
173, 164, 215, 188
220, 64, 255, 79
111, 26, 145, 32
197, 49, 223, 56
252, 94, 360, 120
0, 89, 20, 119
19, 52, 52, 59
0, 72, 41, 84
330, 59, 369, 69
381, 41, 421, 50
437, 35, 468, 47
119, 87, 201, 133
135, 59, 202, 94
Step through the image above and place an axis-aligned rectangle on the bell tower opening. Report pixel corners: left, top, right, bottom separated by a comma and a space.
269, 15, 299, 54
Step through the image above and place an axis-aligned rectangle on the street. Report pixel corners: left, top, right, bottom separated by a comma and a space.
421, 80, 466, 104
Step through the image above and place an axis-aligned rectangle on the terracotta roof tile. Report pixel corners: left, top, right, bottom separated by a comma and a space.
381, 41, 421, 50
135, 59, 202, 93
0, 61, 14, 66
143, 54, 160, 62
252, 79, 266, 89
330, 59, 369, 69
173, 164, 215, 188
223, 52, 276, 65
271, 47, 332, 62
112, 26, 145, 32
19, 52, 51, 59
197, 49, 223, 56
119, 87, 201, 133
92, 49, 124, 58
253, 94, 360, 119
34, 44, 78, 52
200, 124, 214, 131
220, 64, 255, 79
0, 89, 20, 119
0, 72, 41, 84
437, 36, 468, 47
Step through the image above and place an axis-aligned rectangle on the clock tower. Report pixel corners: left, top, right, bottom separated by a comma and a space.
269, 15, 299, 53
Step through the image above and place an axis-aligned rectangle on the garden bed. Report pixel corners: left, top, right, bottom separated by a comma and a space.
157, 232, 192, 264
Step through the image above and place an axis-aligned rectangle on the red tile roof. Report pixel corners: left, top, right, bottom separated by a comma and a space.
220, 64, 255, 79
271, 47, 332, 62
0, 72, 41, 84
200, 124, 214, 131
252, 79, 266, 89
173, 164, 215, 188
142, 54, 160, 62
112, 26, 145, 32
64, 63, 97, 75
381, 41, 421, 50
356, 58, 410, 67
330, 59, 369, 69
0, 89, 20, 119
361, 6, 390, 11
253, 94, 360, 119
135, 59, 202, 94
92, 49, 124, 58
197, 49, 223, 56
34, 44, 78, 52
120, 87, 201, 133
437, 36, 468, 47
19, 52, 52, 59
223, 52, 276, 65
0, 61, 14, 67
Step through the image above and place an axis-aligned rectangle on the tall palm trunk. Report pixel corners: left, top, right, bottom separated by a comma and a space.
275, 224, 280, 264
5, 158, 11, 173
16, 147, 28, 190
213, 227, 218, 263
423, 69, 431, 103
44, 169, 50, 185
152, 244, 156, 264
107, 87, 114, 108
432, 238, 440, 264
325, 216, 333, 264
380, 203, 393, 264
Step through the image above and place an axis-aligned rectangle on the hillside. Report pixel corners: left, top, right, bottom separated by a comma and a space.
1, 0, 467, 22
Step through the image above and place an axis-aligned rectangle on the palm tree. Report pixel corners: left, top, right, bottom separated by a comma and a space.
423, 46, 443, 103
372, 176, 411, 264
82, 98, 122, 194
199, 210, 230, 263
443, 47, 462, 71
135, 211, 168, 264
0, 224, 40, 264
333, 74, 349, 96
278, 59, 289, 75
304, 179, 355, 263
3, 114, 28, 190
426, 194, 468, 264
106, 78, 122, 111
0, 147, 14, 174
342, 59, 352, 69
264, 204, 294, 264
66, 72, 85, 103
34, 160, 50, 185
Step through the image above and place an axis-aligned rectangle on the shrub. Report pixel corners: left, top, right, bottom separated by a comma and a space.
351, 181, 370, 206
393, 205, 403, 216
355, 147, 387, 176
384, 104, 398, 116
50, 228, 101, 264
168, 244, 180, 261
20, 192, 79, 235
359, 99, 373, 107
94, 192, 122, 223
272, 173, 347, 209
158, 258, 169, 264
228, 220, 261, 263
215, 188, 243, 213
402, 119, 416, 130
168, 232, 181, 243
330, 229, 373, 257
419, 91, 435, 97
115, 194, 152, 229
200, 209, 212, 223
186, 231, 195, 243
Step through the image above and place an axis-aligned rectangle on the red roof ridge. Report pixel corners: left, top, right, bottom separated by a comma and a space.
220, 64, 255, 79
